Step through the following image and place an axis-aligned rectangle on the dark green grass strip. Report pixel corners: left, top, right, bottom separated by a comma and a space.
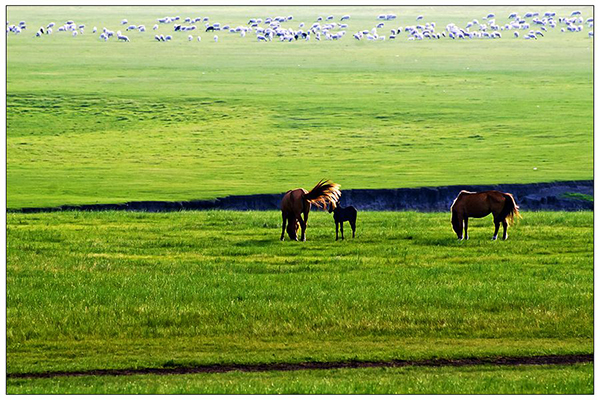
8, 354, 593, 380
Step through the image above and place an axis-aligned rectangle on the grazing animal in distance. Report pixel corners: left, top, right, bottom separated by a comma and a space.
450, 190, 520, 241
328, 201, 357, 240
280, 179, 341, 241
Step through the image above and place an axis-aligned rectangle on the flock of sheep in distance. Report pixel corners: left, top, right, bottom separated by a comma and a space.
7, 9, 594, 44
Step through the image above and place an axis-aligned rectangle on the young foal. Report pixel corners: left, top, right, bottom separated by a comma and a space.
328, 201, 358, 240
450, 190, 520, 240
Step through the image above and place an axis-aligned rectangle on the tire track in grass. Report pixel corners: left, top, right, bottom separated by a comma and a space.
7, 354, 593, 380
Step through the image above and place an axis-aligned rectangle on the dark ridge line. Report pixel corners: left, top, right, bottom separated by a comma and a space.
7, 353, 593, 380
6, 180, 594, 213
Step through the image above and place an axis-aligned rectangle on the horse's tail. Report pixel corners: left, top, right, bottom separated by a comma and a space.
304, 179, 341, 209
502, 192, 521, 225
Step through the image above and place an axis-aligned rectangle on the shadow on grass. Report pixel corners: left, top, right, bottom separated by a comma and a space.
233, 238, 279, 248
414, 236, 467, 246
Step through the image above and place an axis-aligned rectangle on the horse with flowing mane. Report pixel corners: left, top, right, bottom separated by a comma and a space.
450, 190, 520, 240
280, 179, 341, 241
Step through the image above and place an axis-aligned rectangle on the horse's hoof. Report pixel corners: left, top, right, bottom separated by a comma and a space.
492, 236, 498, 241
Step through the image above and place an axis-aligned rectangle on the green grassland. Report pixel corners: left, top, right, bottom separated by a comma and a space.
7, 210, 593, 393
7, 6, 593, 208
8, 363, 594, 395
7, 5, 594, 395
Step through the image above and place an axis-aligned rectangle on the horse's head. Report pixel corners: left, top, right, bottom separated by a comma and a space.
328, 201, 337, 213
287, 219, 300, 240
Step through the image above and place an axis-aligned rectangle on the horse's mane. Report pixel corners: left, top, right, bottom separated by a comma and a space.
304, 179, 341, 208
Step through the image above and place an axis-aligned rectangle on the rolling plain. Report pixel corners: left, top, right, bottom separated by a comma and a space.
6, 6, 594, 394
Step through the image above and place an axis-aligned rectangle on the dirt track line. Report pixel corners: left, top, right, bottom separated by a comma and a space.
7, 354, 593, 380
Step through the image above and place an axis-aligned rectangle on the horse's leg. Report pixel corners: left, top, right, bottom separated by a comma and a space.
502, 219, 509, 240
492, 216, 500, 241
350, 218, 356, 238
300, 208, 309, 242
299, 217, 307, 241
464, 217, 469, 240
335, 221, 339, 241
280, 212, 287, 241
457, 216, 464, 240
340, 221, 344, 240
291, 217, 300, 241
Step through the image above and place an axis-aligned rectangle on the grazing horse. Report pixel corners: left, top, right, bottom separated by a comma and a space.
451, 190, 520, 240
280, 179, 341, 241
328, 201, 357, 240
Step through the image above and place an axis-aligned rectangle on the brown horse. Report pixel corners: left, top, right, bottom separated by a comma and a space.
450, 190, 520, 240
281, 179, 341, 241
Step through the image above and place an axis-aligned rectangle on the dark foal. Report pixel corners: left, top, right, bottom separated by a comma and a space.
328, 201, 357, 240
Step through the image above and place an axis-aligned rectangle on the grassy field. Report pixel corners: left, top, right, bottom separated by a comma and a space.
8, 363, 594, 394
7, 210, 593, 393
7, 5, 594, 395
7, 6, 593, 208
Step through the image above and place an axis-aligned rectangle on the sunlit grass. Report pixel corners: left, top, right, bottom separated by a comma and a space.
8, 210, 592, 377
7, 6, 593, 208
7, 363, 593, 395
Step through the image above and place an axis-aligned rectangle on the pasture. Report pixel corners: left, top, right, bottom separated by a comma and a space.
7, 211, 593, 393
6, 6, 593, 208
6, 5, 593, 394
